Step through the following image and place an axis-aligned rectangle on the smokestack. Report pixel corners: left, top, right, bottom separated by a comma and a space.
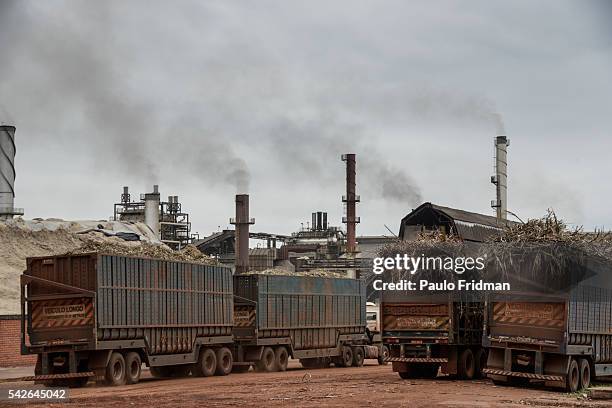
0, 125, 23, 219
342, 154, 360, 253
122, 186, 130, 204
231, 194, 254, 274
144, 184, 160, 238
491, 136, 509, 222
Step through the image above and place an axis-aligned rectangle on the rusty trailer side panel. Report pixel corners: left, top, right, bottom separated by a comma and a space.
233, 275, 366, 350
24, 253, 233, 356
488, 301, 567, 345
382, 303, 450, 332
382, 301, 483, 346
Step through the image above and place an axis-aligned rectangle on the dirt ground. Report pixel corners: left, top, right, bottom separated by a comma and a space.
8, 361, 608, 408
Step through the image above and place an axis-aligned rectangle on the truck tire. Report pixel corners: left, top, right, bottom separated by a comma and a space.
566, 358, 580, 392
378, 346, 389, 365
215, 347, 233, 376
105, 352, 127, 386
458, 348, 475, 380
474, 348, 487, 379
255, 347, 277, 372
579, 358, 591, 390
340, 346, 353, 367
193, 348, 217, 377
275, 347, 289, 372
352, 347, 365, 367
124, 352, 142, 384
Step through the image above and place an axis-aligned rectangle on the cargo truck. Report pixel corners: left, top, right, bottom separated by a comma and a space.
232, 274, 379, 371
381, 293, 486, 379
20, 253, 234, 386
483, 270, 612, 391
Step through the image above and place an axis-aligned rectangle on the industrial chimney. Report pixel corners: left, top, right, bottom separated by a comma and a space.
341, 154, 360, 253
231, 194, 255, 274
491, 136, 509, 222
0, 125, 23, 219
144, 185, 160, 238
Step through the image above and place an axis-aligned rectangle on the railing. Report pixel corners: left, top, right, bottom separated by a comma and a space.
0, 206, 24, 215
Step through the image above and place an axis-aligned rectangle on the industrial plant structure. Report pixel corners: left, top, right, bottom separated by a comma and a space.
112, 185, 192, 249
0, 125, 24, 219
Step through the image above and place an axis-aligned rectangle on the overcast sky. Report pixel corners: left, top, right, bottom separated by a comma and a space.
1, 0, 610, 238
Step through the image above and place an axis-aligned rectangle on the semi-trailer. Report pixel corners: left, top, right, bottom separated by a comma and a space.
232, 274, 379, 371
381, 292, 486, 380
482, 248, 612, 391
20, 253, 376, 386
20, 253, 234, 386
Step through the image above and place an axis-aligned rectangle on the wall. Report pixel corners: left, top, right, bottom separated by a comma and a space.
0, 315, 36, 367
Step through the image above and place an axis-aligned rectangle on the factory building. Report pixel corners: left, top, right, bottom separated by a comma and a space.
112, 185, 193, 249
399, 202, 513, 243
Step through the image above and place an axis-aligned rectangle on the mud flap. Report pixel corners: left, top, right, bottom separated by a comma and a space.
443, 347, 458, 375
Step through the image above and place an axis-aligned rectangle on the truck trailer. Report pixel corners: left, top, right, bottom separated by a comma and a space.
21, 253, 234, 386
482, 251, 612, 391
232, 274, 379, 371
381, 293, 486, 380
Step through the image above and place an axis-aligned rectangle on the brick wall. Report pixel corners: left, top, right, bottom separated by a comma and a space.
0, 315, 37, 367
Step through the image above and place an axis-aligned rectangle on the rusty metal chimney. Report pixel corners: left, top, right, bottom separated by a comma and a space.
491, 136, 509, 222
341, 154, 360, 253
230, 194, 254, 274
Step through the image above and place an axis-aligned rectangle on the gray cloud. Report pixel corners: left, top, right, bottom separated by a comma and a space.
0, 0, 610, 234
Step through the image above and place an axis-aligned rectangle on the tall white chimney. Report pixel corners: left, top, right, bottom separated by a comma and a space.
491, 136, 509, 222
144, 185, 160, 238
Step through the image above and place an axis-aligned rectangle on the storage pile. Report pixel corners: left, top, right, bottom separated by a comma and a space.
483, 210, 612, 280
243, 268, 347, 278
0, 218, 215, 314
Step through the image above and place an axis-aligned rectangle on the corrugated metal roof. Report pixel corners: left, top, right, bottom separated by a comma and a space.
399, 202, 516, 243
427, 204, 503, 228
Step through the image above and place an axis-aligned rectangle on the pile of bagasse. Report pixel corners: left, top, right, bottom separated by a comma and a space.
379, 210, 612, 280
68, 240, 217, 265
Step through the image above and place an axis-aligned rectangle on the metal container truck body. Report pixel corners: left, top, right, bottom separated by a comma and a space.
483, 288, 612, 391
382, 297, 486, 379
21, 253, 234, 386
232, 274, 376, 371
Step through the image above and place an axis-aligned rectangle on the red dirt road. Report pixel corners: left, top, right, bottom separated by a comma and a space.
9, 361, 607, 407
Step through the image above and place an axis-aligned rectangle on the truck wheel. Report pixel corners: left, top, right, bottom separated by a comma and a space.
105, 352, 127, 386
352, 347, 365, 367
579, 358, 591, 389
275, 347, 289, 372
124, 352, 142, 384
193, 348, 217, 377
215, 347, 233, 376
566, 358, 580, 392
378, 346, 389, 365
256, 347, 277, 372
474, 349, 487, 379
458, 349, 475, 380
340, 346, 353, 367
